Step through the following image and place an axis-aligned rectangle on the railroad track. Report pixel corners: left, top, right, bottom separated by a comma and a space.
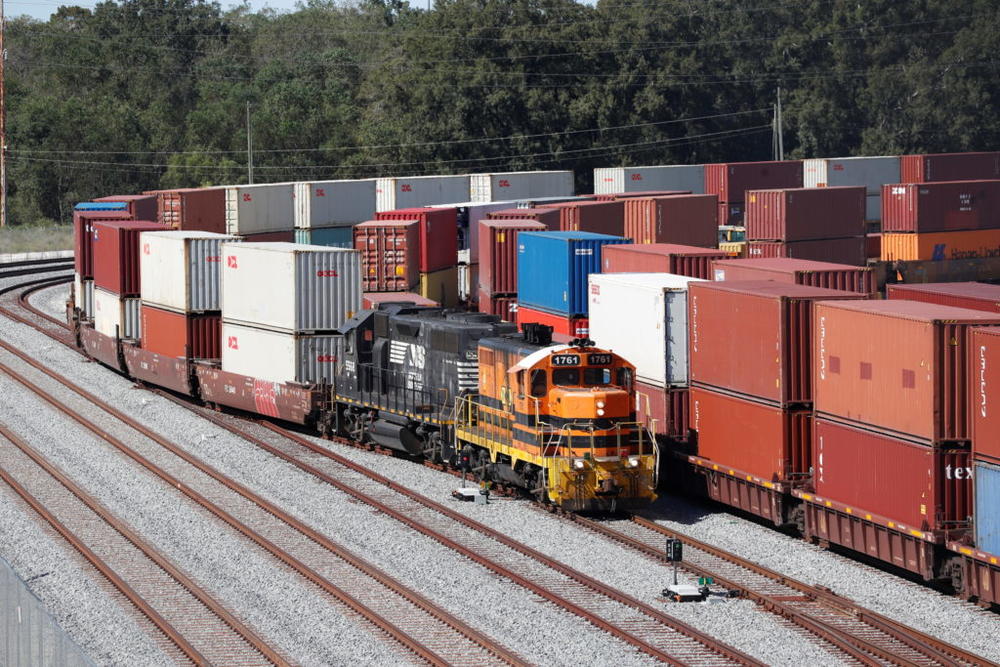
0, 258, 73, 281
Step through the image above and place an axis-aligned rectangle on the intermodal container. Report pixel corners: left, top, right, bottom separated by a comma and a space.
879, 229, 1000, 261
478, 219, 547, 294
354, 221, 419, 292
516, 231, 629, 316
487, 207, 561, 229
148, 187, 226, 232
597, 190, 690, 201
431, 200, 521, 260
636, 382, 689, 440
140, 305, 221, 359
74, 201, 128, 212
224, 183, 295, 235
293, 180, 376, 228
294, 225, 354, 248
362, 292, 439, 309
418, 267, 459, 308
718, 201, 745, 226
975, 461, 1000, 554
140, 231, 241, 313
220, 242, 361, 332
91, 220, 166, 296
593, 165, 706, 195
540, 200, 625, 236
477, 289, 516, 320
623, 195, 718, 246
602, 244, 727, 279
745, 237, 867, 266
93, 287, 140, 340
689, 280, 866, 405
970, 327, 1000, 462
220, 321, 342, 385
711, 257, 875, 294
74, 276, 95, 320
73, 209, 132, 278
900, 152, 1000, 183
813, 300, 1000, 443
469, 171, 573, 203
95, 194, 158, 221
887, 282, 1000, 313
375, 207, 458, 273
589, 272, 704, 387
690, 385, 812, 483
813, 418, 972, 532
515, 304, 590, 339
375, 175, 471, 211
704, 161, 803, 204
866, 233, 881, 259
882, 180, 1000, 233
803, 156, 901, 221
745, 186, 865, 242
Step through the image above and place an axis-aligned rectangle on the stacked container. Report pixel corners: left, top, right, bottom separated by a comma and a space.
477, 219, 546, 320
374, 207, 459, 305
431, 200, 519, 259
469, 171, 573, 202
622, 195, 718, 247
900, 152, 1000, 183
354, 220, 420, 293
94, 194, 158, 221
293, 180, 377, 248
802, 156, 900, 224
711, 258, 875, 294
539, 200, 625, 236
602, 243, 727, 279
703, 161, 803, 226
487, 207, 561, 229
886, 282, 1000, 312
375, 175, 470, 211
145, 187, 226, 232
73, 206, 133, 279
593, 165, 706, 195
969, 326, 1000, 554
224, 183, 295, 238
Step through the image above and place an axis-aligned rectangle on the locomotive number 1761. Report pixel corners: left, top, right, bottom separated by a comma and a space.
551, 354, 581, 366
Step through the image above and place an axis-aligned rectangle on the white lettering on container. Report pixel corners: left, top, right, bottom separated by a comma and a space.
818, 316, 827, 381
981, 345, 988, 418
945, 464, 974, 480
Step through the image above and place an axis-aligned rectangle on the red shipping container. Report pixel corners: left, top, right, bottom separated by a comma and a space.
362, 292, 438, 309
486, 207, 561, 229
704, 161, 803, 204
375, 207, 458, 272
91, 219, 165, 296
690, 385, 812, 483
881, 180, 1000, 233
354, 221, 419, 292
146, 187, 226, 232
140, 305, 220, 359
73, 210, 133, 278
718, 201, 745, 226
866, 233, 881, 260
95, 194, 158, 221
814, 300, 1000, 443
478, 219, 546, 294
516, 304, 589, 338
477, 289, 517, 320
711, 257, 875, 294
745, 237, 867, 266
970, 327, 1000, 462
689, 281, 865, 405
887, 282, 1000, 313
594, 190, 691, 201
539, 200, 625, 236
745, 186, 865, 242
623, 195, 718, 247
900, 152, 1000, 183
602, 243, 727, 279
636, 382, 689, 441
813, 418, 972, 532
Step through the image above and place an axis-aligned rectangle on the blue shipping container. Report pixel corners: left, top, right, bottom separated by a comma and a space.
74, 201, 128, 212
517, 231, 628, 316
294, 225, 354, 248
975, 460, 1000, 555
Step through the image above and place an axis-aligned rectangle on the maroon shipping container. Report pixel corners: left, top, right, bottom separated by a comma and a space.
95, 194, 159, 221
745, 186, 865, 242
486, 207, 561, 229
478, 219, 546, 294
814, 300, 1000, 444
887, 282, 1000, 313
866, 233, 881, 260
601, 243, 728, 279
73, 210, 133, 278
91, 220, 165, 296
718, 202, 745, 226
813, 418, 972, 532
477, 289, 517, 320
688, 280, 865, 405
704, 161, 803, 204
355, 221, 420, 292
970, 327, 1000, 462
146, 187, 226, 232
711, 257, 875, 294
745, 237, 867, 266
690, 385, 812, 483
900, 152, 1000, 183
539, 200, 625, 236
881, 180, 1000, 233
362, 292, 438, 309
375, 207, 458, 272
622, 195, 718, 247
636, 382, 689, 441
140, 304, 220, 359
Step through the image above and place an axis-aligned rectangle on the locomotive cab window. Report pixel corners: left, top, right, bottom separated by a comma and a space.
552, 368, 579, 386
584, 368, 612, 385
616, 368, 633, 390
530, 369, 547, 397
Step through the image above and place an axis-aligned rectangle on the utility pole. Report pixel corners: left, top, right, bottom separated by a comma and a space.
776, 86, 784, 161
246, 101, 253, 185
1, 0, 7, 228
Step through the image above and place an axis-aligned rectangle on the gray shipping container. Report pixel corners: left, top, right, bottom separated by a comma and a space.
224, 182, 295, 235
593, 165, 705, 195
469, 171, 574, 203
220, 321, 343, 385
803, 156, 901, 222
376, 174, 472, 211
293, 180, 377, 228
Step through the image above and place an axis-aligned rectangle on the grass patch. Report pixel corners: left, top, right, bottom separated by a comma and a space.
0, 224, 74, 254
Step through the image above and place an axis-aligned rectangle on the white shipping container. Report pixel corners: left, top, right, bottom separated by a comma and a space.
469, 171, 574, 203
593, 165, 705, 195
74, 274, 95, 320
224, 183, 295, 235
588, 272, 704, 386
803, 156, 900, 221
93, 287, 140, 339
221, 321, 342, 385
375, 175, 471, 211
140, 231, 241, 313
221, 242, 361, 332
293, 180, 377, 228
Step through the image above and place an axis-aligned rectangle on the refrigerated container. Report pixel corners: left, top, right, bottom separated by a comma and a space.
220, 321, 342, 385
593, 165, 705, 195
881, 180, 1000, 233
879, 229, 1000, 261
704, 161, 803, 204
711, 257, 875, 294
601, 243, 727, 279
354, 221, 419, 292
293, 180, 376, 228
91, 220, 167, 296
139, 231, 241, 312
469, 171, 573, 202
374, 207, 458, 273
376, 174, 471, 211
140, 305, 221, 359
745, 186, 865, 242
478, 219, 547, 294
622, 195, 717, 247
745, 237, 867, 266
93, 287, 140, 339
147, 187, 226, 232
224, 183, 295, 235
900, 152, 1000, 183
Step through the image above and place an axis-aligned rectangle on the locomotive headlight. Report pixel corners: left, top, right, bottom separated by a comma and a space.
572, 458, 586, 470
627, 456, 640, 468
596, 408, 605, 416
597, 400, 605, 409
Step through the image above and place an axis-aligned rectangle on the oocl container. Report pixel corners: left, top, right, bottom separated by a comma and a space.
745, 186, 865, 242
601, 243, 727, 279
540, 200, 625, 236
73, 209, 133, 278
91, 220, 167, 296
589, 272, 704, 387
487, 207, 561, 229
711, 257, 875, 294
516, 231, 629, 316
803, 156, 901, 221
880, 229, 1000, 261
745, 237, 867, 266
813, 418, 972, 532
900, 152, 1000, 183
974, 461, 1000, 554
354, 220, 419, 292
704, 161, 803, 204
887, 282, 1000, 313
593, 165, 705, 195
970, 327, 1000, 462
478, 219, 547, 294
140, 305, 221, 360
881, 180, 1000, 233
221, 321, 342, 385
622, 195, 718, 247
221, 242, 361, 332
139, 231, 241, 313
93, 287, 140, 339
293, 180, 376, 228
94, 194, 158, 221
376, 174, 471, 211
813, 300, 1000, 443
375, 207, 458, 273
224, 183, 295, 235
147, 187, 226, 232
469, 171, 573, 202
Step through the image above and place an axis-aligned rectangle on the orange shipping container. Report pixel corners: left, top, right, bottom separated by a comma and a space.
140, 305, 220, 359
880, 229, 1000, 261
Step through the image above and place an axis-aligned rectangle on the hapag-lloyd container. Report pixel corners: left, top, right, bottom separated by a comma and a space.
745, 186, 865, 241
593, 165, 706, 195
362, 292, 438, 309
745, 237, 867, 266
73, 209, 133, 278
975, 461, 1000, 554
224, 183, 295, 235
95, 194, 158, 221
477, 289, 516, 320
636, 382, 689, 440
900, 152, 1000, 183
375, 175, 471, 211
540, 200, 625, 236
148, 187, 226, 232
622, 195, 718, 247
813, 300, 1000, 443
293, 180, 376, 228
469, 171, 573, 202
375, 207, 458, 273
690, 385, 812, 483
487, 207, 561, 229
221, 242, 361, 332
882, 180, 1000, 233
93, 287, 140, 339
140, 305, 221, 359
887, 282, 1000, 313
704, 161, 803, 204
221, 321, 342, 385
688, 280, 866, 405
589, 273, 704, 387
711, 257, 875, 294
880, 229, 1000, 261
516, 231, 629, 316
478, 219, 547, 294
515, 304, 589, 339
813, 418, 972, 532
139, 231, 241, 312
354, 220, 419, 291
601, 244, 727, 279
91, 220, 167, 296
970, 327, 1000, 462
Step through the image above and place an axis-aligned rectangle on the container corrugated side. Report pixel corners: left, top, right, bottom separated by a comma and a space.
73, 210, 133, 278
594, 165, 705, 195
92, 220, 166, 296
294, 226, 354, 248
745, 237, 866, 266
887, 283, 1000, 313
152, 187, 226, 232
469, 171, 573, 203
75, 276, 95, 319
479, 219, 546, 294
745, 186, 865, 242
711, 257, 875, 294
221, 321, 342, 385
93, 288, 140, 339
601, 244, 726, 279
623, 195, 717, 246
140, 231, 239, 312
224, 183, 295, 235
882, 180, 1000, 233
375, 175, 471, 211
704, 161, 803, 203
970, 327, 1000, 462
803, 156, 900, 194
636, 382, 689, 440
477, 289, 516, 320
880, 229, 1000, 261
293, 180, 376, 228
975, 461, 1000, 554
141, 305, 221, 359
354, 221, 419, 291
900, 152, 1000, 183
